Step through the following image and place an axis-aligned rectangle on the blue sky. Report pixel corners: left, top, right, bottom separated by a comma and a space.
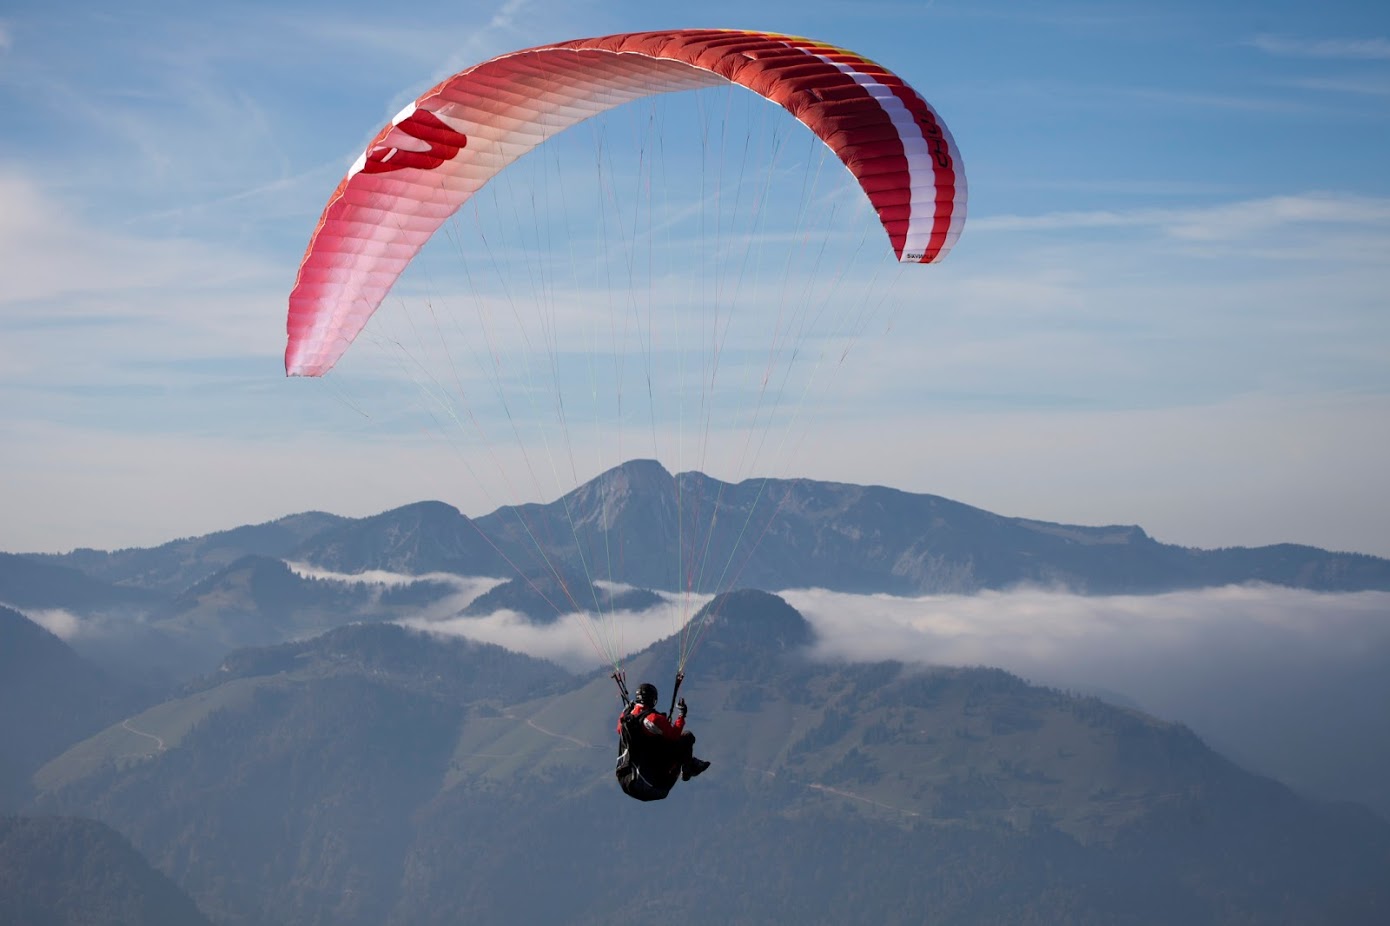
1, 0, 1387, 556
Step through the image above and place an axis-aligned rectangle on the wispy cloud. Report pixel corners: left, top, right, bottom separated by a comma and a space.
973, 192, 1390, 245
280, 0, 535, 75
872, 0, 1173, 32
0, 170, 275, 314
1278, 75, 1390, 97
990, 79, 1326, 116
0, 168, 286, 433
1165, 194, 1390, 240
488, 0, 531, 31
1249, 33, 1390, 60
0, 21, 11, 53
1111, 85, 1319, 114
274, 17, 465, 70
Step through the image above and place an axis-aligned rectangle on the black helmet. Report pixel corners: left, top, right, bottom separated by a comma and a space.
634, 683, 659, 706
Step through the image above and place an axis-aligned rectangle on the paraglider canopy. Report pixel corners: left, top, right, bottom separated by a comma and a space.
285, 28, 966, 378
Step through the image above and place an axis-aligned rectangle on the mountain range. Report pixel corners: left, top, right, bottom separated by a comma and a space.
3, 461, 1389, 922
10, 460, 1388, 611
4, 458, 1386, 701
8, 590, 1388, 925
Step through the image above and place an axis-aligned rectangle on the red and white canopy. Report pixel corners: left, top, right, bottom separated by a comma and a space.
286, 29, 966, 377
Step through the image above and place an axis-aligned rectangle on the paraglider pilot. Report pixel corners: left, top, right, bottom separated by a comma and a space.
614, 678, 710, 801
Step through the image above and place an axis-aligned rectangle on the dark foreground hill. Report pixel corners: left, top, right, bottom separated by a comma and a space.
29, 592, 1390, 925
0, 815, 212, 926
0, 607, 152, 810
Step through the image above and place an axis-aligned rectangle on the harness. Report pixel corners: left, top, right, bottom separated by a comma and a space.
615, 705, 677, 801
611, 670, 685, 801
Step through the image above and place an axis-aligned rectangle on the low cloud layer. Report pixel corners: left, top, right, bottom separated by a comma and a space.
286, 562, 710, 671
403, 593, 703, 672
783, 584, 1390, 683
20, 607, 84, 641
287, 562, 502, 595
294, 572, 1389, 759
785, 584, 1390, 815
369, 574, 1389, 814
22, 557, 1388, 815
